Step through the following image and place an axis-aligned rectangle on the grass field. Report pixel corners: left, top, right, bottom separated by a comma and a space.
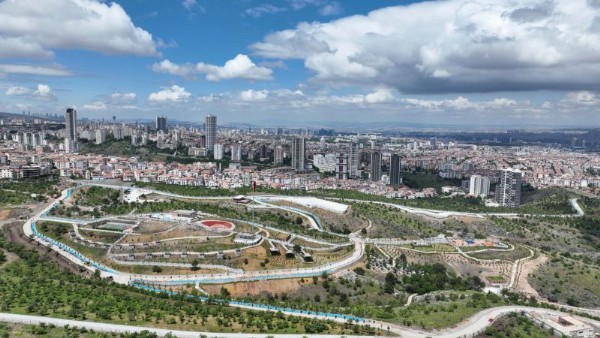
475, 312, 554, 338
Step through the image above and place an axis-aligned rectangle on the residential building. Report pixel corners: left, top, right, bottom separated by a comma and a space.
291, 137, 305, 171
495, 169, 522, 207
64, 108, 77, 153
205, 114, 217, 152
370, 151, 382, 182
390, 154, 402, 185
469, 175, 490, 197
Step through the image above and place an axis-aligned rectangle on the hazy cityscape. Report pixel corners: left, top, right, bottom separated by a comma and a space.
0, 1, 599, 338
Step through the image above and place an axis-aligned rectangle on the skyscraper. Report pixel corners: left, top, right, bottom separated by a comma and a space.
205, 114, 217, 152
213, 143, 224, 160
370, 151, 382, 182
336, 153, 348, 180
65, 108, 77, 153
231, 143, 242, 162
495, 169, 522, 207
389, 154, 402, 185
469, 175, 490, 197
291, 137, 305, 171
348, 142, 360, 178
274, 146, 284, 165
155, 116, 168, 133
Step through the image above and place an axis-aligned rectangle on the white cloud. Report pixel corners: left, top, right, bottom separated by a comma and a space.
110, 92, 137, 104
182, 0, 197, 10
83, 101, 108, 111
319, 2, 342, 16
5, 86, 30, 96
240, 89, 269, 101
252, 0, 600, 93
198, 54, 273, 81
152, 60, 197, 78
564, 91, 600, 106
34, 84, 52, 98
148, 85, 191, 104
0, 64, 72, 77
0, 0, 158, 58
245, 4, 286, 18
153, 54, 273, 81
364, 88, 395, 103
4, 84, 55, 100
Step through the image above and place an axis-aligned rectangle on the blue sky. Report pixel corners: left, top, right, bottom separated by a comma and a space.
0, 0, 599, 127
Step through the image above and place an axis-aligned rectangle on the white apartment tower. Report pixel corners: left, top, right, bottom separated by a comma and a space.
469, 175, 490, 197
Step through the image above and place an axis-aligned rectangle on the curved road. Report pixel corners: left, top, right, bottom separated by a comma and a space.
1, 305, 599, 338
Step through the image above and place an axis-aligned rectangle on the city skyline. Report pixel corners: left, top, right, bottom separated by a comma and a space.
0, 0, 600, 127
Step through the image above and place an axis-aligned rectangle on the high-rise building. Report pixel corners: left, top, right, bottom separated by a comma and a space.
348, 142, 360, 178
469, 175, 490, 197
336, 153, 348, 180
231, 143, 242, 162
155, 116, 168, 133
205, 114, 217, 152
495, 169, 522, 207
370, 151, 382, 182
65, 108, 77, 153
213, 143, 223, 160
291, 137, 305, 171
274, 146, 284, 165
389, 154, 402, 185
95, 129, 106, 145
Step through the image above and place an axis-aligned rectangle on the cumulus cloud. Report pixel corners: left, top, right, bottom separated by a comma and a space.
0, 0, 158, 58
83, 101, 108, 111
110, 92, 137, 104
252, 0, 600, 93
148, 85, 191, 103
318, 2, 342, 16
364, 88, 395, 103
5, 86, 30, 96
239, 89, 269, 101
153, 54, 273, 81
5, 84, 55, 100
152, 60, 197, 78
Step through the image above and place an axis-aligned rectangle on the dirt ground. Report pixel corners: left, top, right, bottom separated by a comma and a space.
515, 252, 548, 297
0, 209, 11, 221
203, 277, 310, 297
1, 221, 83, 275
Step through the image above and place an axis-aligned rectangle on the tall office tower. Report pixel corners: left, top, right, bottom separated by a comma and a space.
65, 108, 78, 153
274, 146, 284, 164
495, 169, 522, 207
213, 143, 224, 160
291, 137, 305, 171
155, 116, 168, 132
231, 143, 242, 162
370, 151, 382, 182
469, 175, 490, 197
348, 142, 359, 178
389, 154, 402, 185
336, 153, 348, 180
205, 114, 217, 152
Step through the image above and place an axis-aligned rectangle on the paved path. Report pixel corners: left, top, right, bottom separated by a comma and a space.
2, 305, 600, 338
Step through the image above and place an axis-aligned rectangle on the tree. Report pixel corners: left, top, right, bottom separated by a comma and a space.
191, 259, 199, 271
152, 265, 162, 273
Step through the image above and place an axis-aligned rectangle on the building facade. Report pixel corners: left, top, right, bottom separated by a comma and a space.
291, 137, 305, 171
64, 108, 77, 153
469, 174, 490, 197
370, 151, 382, 182
205, 114, 217, 152
495, 169, 522, 207
389, 154, 402, 185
